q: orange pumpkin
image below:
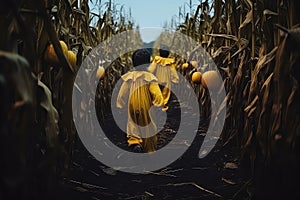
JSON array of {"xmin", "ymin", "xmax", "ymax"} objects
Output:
[
  {"xmin": 191, "ymin": 71, "xmax": 202, "ymax": 83},
  {"xmin": 67, "ymin": 50, "xmax": 77, "ymax": 68},
  {"xmin": 44, "ymin": 40, "xmax": 68, "ymax": 64},
  {"xmin": 181, "ymin": 62, "xmax": 189, "ymax": 70}
]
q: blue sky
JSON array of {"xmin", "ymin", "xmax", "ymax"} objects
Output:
[
  {"xmin": 90, "ymin": 0, "xmax": 195, "ymax": 42},
  {"xmin": 116, "ymin": 0, "xmax": 190, "ymax": 27}
]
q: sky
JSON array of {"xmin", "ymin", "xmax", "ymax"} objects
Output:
[{"xmin": 91, "ymin": 0, "xmax": 195, "ymax": 42}]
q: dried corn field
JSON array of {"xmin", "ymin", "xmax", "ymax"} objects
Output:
[{"xmin": 1, "ymin": 0, "xmax": 300, "ymax": 199}]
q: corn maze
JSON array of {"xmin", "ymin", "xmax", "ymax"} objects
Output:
[{"xmin": 1, "ymin": 0, "xmax": 300, "ymax": 199}]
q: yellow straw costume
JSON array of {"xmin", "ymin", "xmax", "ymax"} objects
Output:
[
  {"xmin": 116, "ymin": 71, "xmax": 163, "ymax": 152},
  {"xmin": 148, "ymin": 56, "xmax": 179, "ymax": 110}
]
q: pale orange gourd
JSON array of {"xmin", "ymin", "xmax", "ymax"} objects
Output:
[
  {"xmin": 96, "ymin": 66, "xmax": 105, "ymax": 78},
  {"xmin": 181, "ymin": 62, "xmax": 189, "ymax": 70},
  {"xmin": 201, "ymin": 70, "xmax": 221, "ymax": 89}
]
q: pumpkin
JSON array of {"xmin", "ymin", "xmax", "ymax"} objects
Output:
[
  {"xmin": 96, "ymin": 66, "xmax": 105, "ymax": 78},
  {"xmin": 191, "ymin": 71, "xmax": 202, "ymax": 83},
  {"xmin": 67, "ymin": 50, "xmax": 76, "ymax": 68},
  {"xmin": 181, "ymin": 62, "xmax": 189, "ymax": 70},
  {"xmin": 190, "ymin": 61, "xmax": 198, "ymax": 68},
  {"xmin": 201, "ymin": 70, "xmax": 221, "ymax": 89},
  {"xmin": 44, "ymin": 40, "xmax": 68, "ymax": 64}
]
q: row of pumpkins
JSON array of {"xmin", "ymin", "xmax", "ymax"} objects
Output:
[
  {"xmin": 181, "ymin": 61, "xmax": 221, "ymax": 90},
  {"xmin": 44, "ymin": 41, "xmax": 220, "ymax": 90},
  {"xmin": 44, "ymin": 40, "xmax": 106, "ymax": 78},
  {"xmin": 44, "ymin": 40, "xmax": 76, "ymax": 67}
]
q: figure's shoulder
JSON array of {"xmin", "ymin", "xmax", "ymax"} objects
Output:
[
  {"xmin": 142, "ymin": 71, "xmax": 158, "ymax": 82},
  {"xmin": 134, "ymin": 71, "xmax": 157, "ymax": 82},
  {"xmin": 121, "ymin": 71, "xmax": 157, "ymax": 82},
  {"xmin": 153, "ymin": 56, "xmax": 174, "ymax": 65},
  {"xmin": 164, "ymin": 58, "xmax": 175, "ymax": 65},
  {"xmin": 121, "ymin": 71, "xmax": 133, "ymax": 81},
  {"xmin": 153, "ymin": 56, "xmax": 162, "ymax": 62}
]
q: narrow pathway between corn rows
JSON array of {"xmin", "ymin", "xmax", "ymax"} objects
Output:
[{"xmin": 59, "ymin": 94, "xmax": 249, "ymax": 199}]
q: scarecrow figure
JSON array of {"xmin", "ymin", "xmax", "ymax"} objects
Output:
[
  {"xmin": 148, "ymin": 45, "xmax": 179, "ymax": 111},
  {"xmin": 116, "ymin": 49, "xmax": 164, "ymax": 153}
]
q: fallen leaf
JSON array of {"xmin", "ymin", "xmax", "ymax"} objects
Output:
[
  {"xmin": 224, "ymin": 162, "xmax": 238, "ymax": 169},
  {"xmin": 102, "ymin": 167, "xmax": 117, "ymax": 176},
  {"xmin": 222, "ymin": 177, "xmax": 236, "ymax": 185}
]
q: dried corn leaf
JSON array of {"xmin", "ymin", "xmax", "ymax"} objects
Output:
[
  {"xmin": 38, "ymin": 80, "xmax": 59, "ymax": 147},
  {"xmin": 244, "ymin": 95, "xmax": 258, "ymax": 114},
  {"xmin": 222, "ymin": 177, "xmax": 236, "ymax": 185}
]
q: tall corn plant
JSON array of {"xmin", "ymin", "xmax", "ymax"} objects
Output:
[
  {"xmin": 174, "ymin": 0, "xmax": 300, "ymax": 195},
  {"xmin": 0, "ymin": 0, "xmax": 141, "ymax": 199}
]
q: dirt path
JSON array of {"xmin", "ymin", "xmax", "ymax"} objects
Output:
[{"xmin": 59, "ymin": 96, "xmax": 249, "ymax": 199}]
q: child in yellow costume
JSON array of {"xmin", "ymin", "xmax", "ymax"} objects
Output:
[
  {"xmin": 148, "ymin": 45, "xmax": 179, "ymax": 111},
  {"xmin": 116, "ymin": 49, "xmax": 164, "ymax": 153}
]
